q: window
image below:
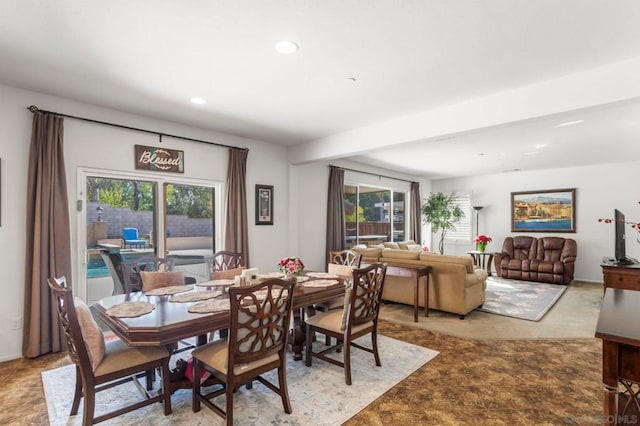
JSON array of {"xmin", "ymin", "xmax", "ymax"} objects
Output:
[
  {"xmin": 444, "ymin": 192, "xmax": 471, "ymax": 241},
  {"xmin": 344, "ymin": 184, "xmax": 407, "ymax": 247}
]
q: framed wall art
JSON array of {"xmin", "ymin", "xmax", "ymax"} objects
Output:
[
  {"xmin": 255, "ymin": 184, "xmax": 274, "ymax": 225},
  {"xmin": 511, "ymin": 188, "xmax": 576, "ymax": 232}
]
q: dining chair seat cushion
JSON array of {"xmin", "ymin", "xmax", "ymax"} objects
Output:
[
  {"xmin": 212, "ymin": 267, "xmax": 246, "ymax": 280},
  {"xmin": 74, "ymin": 297, "xmax": 106, "ymax": 371},
  {"xmin": 95, "ymin": 338, "xmax": 170, "ymax": 377},
  {"xmin": 306, "ymin": 309, "xmax": 373, "ymax": 334},
  {"xmin": 191, "ymin": 339, "xmax": 279, "ymax": 375},
  {"xmin": 140, "ymin": 270, "xmax": 185, "ymax": 291}
]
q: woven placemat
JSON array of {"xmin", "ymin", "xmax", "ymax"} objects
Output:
[
  {"xmin": 105, "ymin": 301, "xmax": 155, "ymax": 318},
  {"xmin": 145, "ymin": 285, "xmax": 194, "ymax": 296},
  {"xmin": 302, "ymin": 279, "xmax": 340, "ymax": 288},
  {"xmin": 306, "ymin": 272, "xmax": 339, "ymax": 279},
  {"xmin": 188, "ymin": 298, "xmax": 230, "ymax": 314},
  {"xmin": 170, "ymin": 290, "xmax": 221, "ymax": 303},
  {"xmin": 257, "ymin": 272, "xmax": 286, "ymax": 279},
  {"xmin": 196, "ymin": 279, "xmax": 235, "ymax": 288},
  {"xmin": 296, "ymin": 276, "xmax": 309, "ymax": 283}
]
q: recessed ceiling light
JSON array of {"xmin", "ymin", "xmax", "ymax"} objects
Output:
[
  {"xmin": 553, "ymin": 120, "xmax": 583, "ymax": 128},
  {"xmin": 190, "ymin": 97, "xmax": 206, "ymax": 105},
  {"xmin": 275, "ymin": 40, "xmax": 298, "ymax": 54}
]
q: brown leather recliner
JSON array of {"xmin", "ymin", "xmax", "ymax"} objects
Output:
[{"xmin": 493, "ymin": 236, "xmax": 577, "ymax": 285}]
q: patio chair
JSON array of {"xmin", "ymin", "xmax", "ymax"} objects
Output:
[
  {"xmin": 99, "ymin": 249, "xmax": 126, "ymax": 295},
  {"xmin": 47, "ymin": 276, "xmax": 171, "ymax": 425},
  {"xmin": 122, "ymin": 227, "xmax": 147, "ymax": 249}
]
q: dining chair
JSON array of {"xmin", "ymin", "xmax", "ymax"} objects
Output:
[
  {"xmin": 315, "ymin": 250, "xmax": 363, "ymax": 346},
  {"xmin": 120, "ymin": 256, "xmax": 178, "ymax": 294},
  {"xmin": 47, "ymin": 276, "xmax": 171, "ymax": 425},
  {"xmin": 203, "ymin": 250, "xmax": 245, "ymax": 279},
  {"xmin": 305, "ymin": 262, "xmax": 387, "ymax": 385},
  {"xmin": 191, "ymin": 278, "xmax": 295, "ymax": 425}
]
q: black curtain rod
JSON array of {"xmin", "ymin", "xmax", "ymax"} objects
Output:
[
  {"xmin": 332, "ymin": 165, "xmax": 417, "ymax": 184},
  {"xmin": 27, "ymin": 105, "xmax": 248, "ymax": 151}
]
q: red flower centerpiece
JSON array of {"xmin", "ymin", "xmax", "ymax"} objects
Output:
[
  {"xmin": 474, "ymin": 235, "xmax": 492, "ymax": 252},
  {"xmin": 278, "ymin": 257, "xmax": 304, "ymax": 277}
]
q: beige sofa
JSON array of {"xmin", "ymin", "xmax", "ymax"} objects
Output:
[{"xmin": 353, "ymin": 246, "xmax": 487, "ymax": 319}]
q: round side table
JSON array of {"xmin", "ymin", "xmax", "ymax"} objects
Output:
[{"xmin": 466, "ymin": 250, "xmax": 494, "ymax": 276}]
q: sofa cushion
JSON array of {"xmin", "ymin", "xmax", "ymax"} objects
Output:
[
  {"xmin": 352, "ymin": 247, "xmax": 383, "ymax": 259},
  {"xmin": 383, "ymin": 242, "xmax": 400, "ymax": 249},
  {"xmin": 397, "ymin": 240, "xmax": 416, "ymax": 250},
  {"xmin": 381, "ymin": 248, "xmax": 420, "ymax": 260},
  {"xmin": 406, "ymin": 244, "xmax": 423, "ymax": 251},
  {"xmin": 419, "ymin": 252, "xmax": 474, "ymax": 273},
  {"xmin": 369, "ymin": 243, "xmax": 386, "ymax": 249}
]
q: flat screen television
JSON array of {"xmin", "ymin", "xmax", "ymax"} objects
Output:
[{"xmin": 614, "ymin": 209, "xmax": 638, "ymax": 265}]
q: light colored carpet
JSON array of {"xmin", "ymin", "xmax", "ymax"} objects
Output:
[
  {"xmin": 42, "ymin": 335, "xmax": 438, "ymax": 426},
  {"xmin": 379, "ymin": 280, "xmax": 602, "ymax": 339},
  {"xmin": 477, "ymin": 276, "xmax": 568, "ymax": 321}
]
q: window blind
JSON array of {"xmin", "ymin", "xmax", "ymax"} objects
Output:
[{"xmin": 445, "ymin": 193, "xmax": 471, "ymax": 241}]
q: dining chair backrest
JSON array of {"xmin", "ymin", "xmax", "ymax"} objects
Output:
[
  {"xmin": 330, "ymin": 250, "xmax": 362, "ymax": 268},
  {"xmin": 48, "ymin": 276, "xmax": 92, "ymax": 373},
  {"xmin": 204, "ymin": 251, "xmax": 244, "ymax": 279},
  {"xmin": 346, "ymin": 262, "xmax": 387, "ymax": 329},
  {"xmin": 120, "ymin": 256, "xmax": 173, "ymax": 294},
  {"xmin": 228, "ymin": 279, "xmax": 294, "ymax": 366}
]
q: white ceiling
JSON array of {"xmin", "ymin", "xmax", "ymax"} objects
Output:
[{"xmin": 1, "ymin": 1, "xmax": 640, "ymax": 178}]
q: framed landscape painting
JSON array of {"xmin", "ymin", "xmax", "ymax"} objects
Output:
[{"xmin": 511, "ymin": 188, "xmax": 576, "ymax": 232}]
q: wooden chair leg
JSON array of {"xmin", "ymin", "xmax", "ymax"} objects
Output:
[
  {"xmin": 278, "ymin": 364, "xmax": 292, "ymax": 414},
  {"xmin": 161, "ymin": 359, "xmax": 172, "ymax": 415},
  {"xmin": 305, "ymin": 325, "xmax": 313, "ymax": 367},
  {"xmin": 192, "ymin": 360, "xmax": 201, "ymax": 412},
  {"xmin": 372, "ymin": 331, "xmax": 381, "ymax": 366},
  {"xmin": 70, "ymin": 366, "xmax": 82, "ymax": 415},
  {"xmin": 82, "ymin": 388, "xmax": 95, "ymax": 426},
  {"xmin": 344, "ymin": 340, "xmax": 352, "ymax": 386},
  {"xmin": 225, "ymin": 383, "xmax": 234, "ymax": 425}
]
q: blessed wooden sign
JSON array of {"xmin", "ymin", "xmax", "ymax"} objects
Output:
[{"xmin": 134, "ymin": 145, "xmax": 184, "ymax": 173}]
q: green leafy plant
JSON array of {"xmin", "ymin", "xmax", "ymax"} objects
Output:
[{"xmin": 421, "ymin": 192, "xmax": 464, "ymax": 254}]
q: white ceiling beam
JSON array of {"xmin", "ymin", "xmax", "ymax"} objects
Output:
[{"xmin": 290, "ymin": 56, "xmax": 640, "ymax": 164}]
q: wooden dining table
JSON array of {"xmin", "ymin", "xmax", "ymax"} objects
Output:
[{"xmin": 92, "ymin": 273, "xmax": 346, "ymax": 365}]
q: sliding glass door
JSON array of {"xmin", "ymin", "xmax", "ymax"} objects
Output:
[{"xmin": 344, "ymin": 184, "xmax": 407, "ymax": 248}]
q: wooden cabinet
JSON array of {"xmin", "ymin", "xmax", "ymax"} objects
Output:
[
  {"xmin": 595, "ymin": 289, "xmax": 640, "ymax": 423},
  {"xmin": 602, "ymin": 263, "xmax": 640, "ymax": 291}
]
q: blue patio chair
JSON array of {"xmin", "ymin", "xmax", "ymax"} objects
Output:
[{"xmin": 122, "ymin": 227, "xmax": 147, "ymax": 249}]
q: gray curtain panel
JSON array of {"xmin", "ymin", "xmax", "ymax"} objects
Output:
[
  {"xmin": 224, "ymin": 148, "xmax": 250, "ymax": 267},
  {"xmin": 410, "ymin": 181, "xmax": 422, "ymax": 244},
  {"xmin": 23, "ymin": 111, "xmax": 72, "ymax": 358},
  {"xmin": 325, "ymin": 166, "xmax": 346, "ymax": 264}
]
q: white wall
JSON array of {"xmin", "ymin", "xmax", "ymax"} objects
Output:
[
  {"xmin": 432, "ymin": 162, "xmax": 640, "ymax": 282},
  {"xmin": 0, "ymin": 83, "xmax": 289, "ymax": 361}
]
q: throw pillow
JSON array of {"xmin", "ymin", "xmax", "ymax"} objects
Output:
[
  {"xmin": 74, "ymin": 297, "xmax": 106, "ymax": 371},
  {"xmin": 369, "ymin": 243, "xmax": 385, "ymax": 249},
  {"xmin": 406, "ymin": 244, "xmax": 422, "ymax": 251},
  {"xmin": 397, "ymin": 240, "xmax": 416, "ymax": 250},
  {"xmin": 383, "ymin": 242, "xmax": 400, "ymax": 249},
  {"xmin": 212, "ymin": 267, "xmax": 246, "ymax": 280},
  {"xmin": 140, "ymin": 270, "xmax": 185, "ymax": 291}
]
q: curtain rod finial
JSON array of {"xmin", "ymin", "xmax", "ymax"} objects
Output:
[{"xmin": 28, "ymin": 105, "xmax": 39, "ymax": 113}]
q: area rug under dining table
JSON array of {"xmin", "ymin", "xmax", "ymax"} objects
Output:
[
  {"xmin": 476, "ymin": 276, "xmax": 568, "ymax": 321},
  {"xmin": 42, "ymin": 334, "xmax": 438, "ymax": 425}
]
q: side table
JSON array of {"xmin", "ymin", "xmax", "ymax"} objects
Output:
[{"xmin": 467, "ymin": 250, "xmax": 494, "ymax": 276}]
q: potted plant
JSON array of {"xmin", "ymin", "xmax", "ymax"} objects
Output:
[{"xmin": 421, "ymin": 192, "xmax": 464, "ymax": 254}]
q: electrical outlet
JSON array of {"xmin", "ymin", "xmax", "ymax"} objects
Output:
[{"xmin": 11, "ymin": 316, "xmax": 22, "ymax": 330}]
